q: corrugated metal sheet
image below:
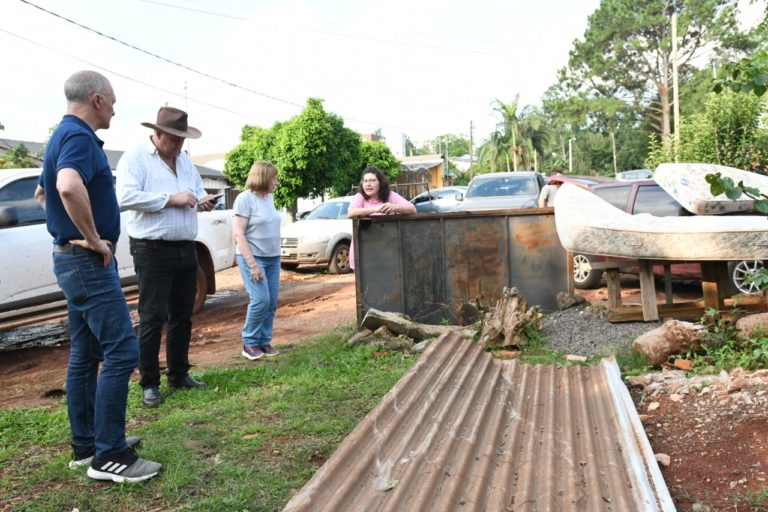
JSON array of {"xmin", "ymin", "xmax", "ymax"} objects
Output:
[
  {"xmin": 284, "ymin": 333, "xmax": 674, "ymax": 512},
  {"xmin": 355, "ymin": 210, "xmax": 567, "ymax": 325}
]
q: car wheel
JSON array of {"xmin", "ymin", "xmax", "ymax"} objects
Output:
[
  {"xmin": 329, "ymin": 242, "xmax": 351, "ymax": 274},
  {"xmin": 193, "ymin": 264, "xmax": 207, "ymax": 315},
  {"xmin": 727, "ymin": 260, "xmax": 764, "ymax": 295},
  {"xmin": 573, "ymin": 253, "xmax": 603, "ymax": 289},
  {"xmin": 280, "ymin": 262, "xmax": 299, "ymax": 271}
]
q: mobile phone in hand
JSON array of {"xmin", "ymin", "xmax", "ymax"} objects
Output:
[{"xmin": 207, "ymin": 193, "xmax": 224, "ymax": 203}]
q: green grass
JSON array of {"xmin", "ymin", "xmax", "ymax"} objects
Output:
[{"xmin": 0, "ymin": 332, "xmax": 417, "ymax": 512}]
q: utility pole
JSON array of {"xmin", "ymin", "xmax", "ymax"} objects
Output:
[
  {"xmin": 672, "ymin": 12, "xmax": 681, "ymax": 162},
  {"xmin": 568, "ymin": 137, "xmax": 576, "ymax": 173},
  {"xmin": 511, "ymin": 130, "xmax": 517, "ymax": 172},
  {"xmin": 611, "ymin": 130, "xmax": 617, "ymax": 175}
]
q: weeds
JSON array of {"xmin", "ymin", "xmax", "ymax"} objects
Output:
[
  {"xmin": 684, "ymin": 308, "xmax": 768, "ymax": 374},
  {"xmin": 0, "ymin": 333, "xmax": 417, "ymax": 512}
]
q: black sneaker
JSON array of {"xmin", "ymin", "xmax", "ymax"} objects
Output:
[
  {"xmin": 69, "ymin": 436, "xmax": 141, "ymax": 469},
  {"xmin": 87, "ymin": 447, "xmax": 162, "ymax": 483}
]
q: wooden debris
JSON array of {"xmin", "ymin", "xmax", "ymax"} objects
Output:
[
  {"xmin": 361, "ymin": 308, "xmax": 474, "ymax": 341},
  {"xmin": 478, "ymin": 287, "xmax": 542, "ymax": 349},
  {"xmin": 0, "ymin": 321, "xmax": 69, "ymax": 352},
  {"xmin": 632, "ymin": 319, "xmax": 706, "ymax": 367}
]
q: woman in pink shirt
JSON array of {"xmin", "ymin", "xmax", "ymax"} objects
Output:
[{"xmin": 348, "ymin": 167, "xmax": 416, "ymax": 270}]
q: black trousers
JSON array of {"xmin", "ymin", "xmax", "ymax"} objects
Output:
[{"xmin": 129, "ymin": 238, "xmax": 198, "ymax": 388}]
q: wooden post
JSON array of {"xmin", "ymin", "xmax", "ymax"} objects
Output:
[
  {"xmin": 567, "ymin": 251, "xmax": 574, "ymax": 294},
  {"xmin": 638, "ymin": 259, "xmax": 659, "ymax": 321},
  {"xmin": 606, "ymin": 268, "xmax": 621, "ymax": 309},
  {"xmin": 700, "ymin": 261, "xmax": 727, "ymax": 312},
  {"xmin": 663, "ymin": 264, "xmax": 673, "ymax": 305}
]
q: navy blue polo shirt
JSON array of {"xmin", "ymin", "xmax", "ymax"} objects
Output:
[{"xmin": 41, "ymin": 115, "xmax": 120, "ymax": 245}]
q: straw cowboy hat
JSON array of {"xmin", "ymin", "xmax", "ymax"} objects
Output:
[{"xmin": 141, "ymin": 106, "xmax": 201, "ymax": 139}]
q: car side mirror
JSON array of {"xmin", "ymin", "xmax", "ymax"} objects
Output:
[
  {"xmin": 0, "ymin": 206, "xmax": 20, "ymax": 228},
  {"xmin": 455, "ymin": 192, "xmax": 464, "ymax": 201}
]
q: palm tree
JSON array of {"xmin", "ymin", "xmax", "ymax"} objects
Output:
[{"xmin": 490, "ymin": 97, "xmax": 551, "ymax": 171}]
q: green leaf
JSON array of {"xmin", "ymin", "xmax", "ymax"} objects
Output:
[
  {"xmin": 725, "ymin": 187, "xmax": 743, "ymax": 200},
  {"xmin": 754, "ymin": 199, "xmax": 768, "ymax": 213}
]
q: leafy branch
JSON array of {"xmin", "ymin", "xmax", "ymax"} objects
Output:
[{"xmin": 705, "ymin": 171, "xmax": 768, "ymax": 213}]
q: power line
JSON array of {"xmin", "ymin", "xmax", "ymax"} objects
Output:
[
  {"xmin": 0, "ymin": 26, "xmax": 251, "ymax": 119},
  {"xmin": 19, "ymin": 0, "xmax": 304, "ymax": 109},
  {"xmin": 17, "ymin": 0, "xmax": 413, "ymax": 131},
  {"xmin": 138, "ymin": 0, "xmax": 246, "ymax": 20}
]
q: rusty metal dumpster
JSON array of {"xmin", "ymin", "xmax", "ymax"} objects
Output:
[{"xmin": 354, "ymin": 209, "xmax": 568, "ymax": 324}]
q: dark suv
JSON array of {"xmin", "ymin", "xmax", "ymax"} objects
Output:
[{"xmin": 572, "ymin": 180, "xmax": 763, "ymax": 295}]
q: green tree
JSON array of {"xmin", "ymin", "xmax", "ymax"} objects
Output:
[
  {"xmin": 714, "ymin": 8, "xmax": 767, "ymax": 96},
  {"xmin": 477, "ymin": 97, "xmax": 550, "ymax": 172},
  {"xmin": 646, "ymin": 90, "xmax": 768, "ymax": 171},
  {"xmin": 224, "ymin": 98, "xmax": 362, "ymax": 215},
  {"xmin": 566, "ymin": 0, "xmax": 742, "ymax": 146},
  {"xmin": 421, "ymin": 134, "xmax": 470, "ymax": 157},
  {"xmin": 223, "ymin": 124, "xmax": 281, "ymax": 187},
  {"xmin": 0, "ymin": 143, "xmax": 35, "ymax": 169},
  {"xmin": 403, "ymin": 135, "xmax": 419, "ymax": 156},
  {"xmin": 331, "ymin": 140, "xmax": 400, "ymax": 197}
]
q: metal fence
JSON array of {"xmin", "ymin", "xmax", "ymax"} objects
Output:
[{"xmin": 354, "ymin": 209, "xmax": 568, "ymax": 325}]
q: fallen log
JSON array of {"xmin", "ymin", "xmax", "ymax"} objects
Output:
[
  {"xmin": 361, "ymin": 308, "xmax": 474, "ymax": 341},
  {"xmin": 0, "ymin": 321, "xmax": 70, "ymax": 352},
  {"xmin": 632, "ymin": 319, "xmax": 706, "ymax": 367}
]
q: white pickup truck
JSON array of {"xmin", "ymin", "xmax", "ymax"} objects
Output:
[{"xmin": 0, "ymin": 168, "xmax": 235, "ymax": 314}]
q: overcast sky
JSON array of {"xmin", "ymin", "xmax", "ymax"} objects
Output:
[{"xmin": 0, "ymin": 0, "xmax": 762, "ymax": 160}]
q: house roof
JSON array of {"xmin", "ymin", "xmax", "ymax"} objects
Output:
[
  {"xmin": 284, "ymin": 333, "xmax": 674, "ymax": 511},
  {"xmin": 400, "ymin": 154, "xmax": 445, "ymax": 173},
  {"xmin": 0, "ymin": 138, "xmax": 226, "ymax": 179}
]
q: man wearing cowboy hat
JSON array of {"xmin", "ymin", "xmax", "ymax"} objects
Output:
[{"xmin": 116, "ymin": 106, "xmax": 215, "ymax": 408}]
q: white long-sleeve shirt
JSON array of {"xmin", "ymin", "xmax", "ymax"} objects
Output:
[{"xmin": 116, "ymin": 139, "xmax": 207, "ymax": 241}]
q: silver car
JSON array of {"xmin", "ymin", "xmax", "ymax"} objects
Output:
[
  {"xmin": 453, "ymin": 172, "xmax": 545, "ymax": 211},
  {"xmin": 410, "ymin": 186, "xmax": 468, "ymax": 213},
  {"xmin": 280, "ymin": 197, "xmax": 352, "ymax": 274}
]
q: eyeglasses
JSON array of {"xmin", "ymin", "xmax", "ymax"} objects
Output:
[{"xmin": 362, "ymin": 178, "xmax": 378, "ymax": 183}]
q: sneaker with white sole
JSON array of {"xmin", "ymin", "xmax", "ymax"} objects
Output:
[
  {"xmin": 241, "ymin": 345, "xmax": 264, "ymax": 360},
  {"xmin": 261, "ymin": 345, "xmax": 280, "ymax": 357},
  {"xmin": 87, "ymin": 447, "xmax": 161, "ymax": 483},
  {"xmin": 69, "ymin": 436, "xmax": 141, "ymax": 469}
]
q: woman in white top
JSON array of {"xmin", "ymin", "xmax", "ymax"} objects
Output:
[{"xmin": 232, "ymin": 161, "xmax": 282, "ymax": 361}]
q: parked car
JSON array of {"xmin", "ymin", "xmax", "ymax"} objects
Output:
[
  {"xmin": 570, "ymin": 179, "xmax": 763, "ymax": 294},
  {"xmin": 453, "ymin": 172, "xmax": 545, "ymax": 211},
  {"xmin": 0, "ymin": 168, "xmax": 236, "ymax": 314},
  {"xmin": 546, "ymin": 174, "xmax": 614, "ymax": 188},
  {"xmin": 280, "ymin": 197, "xmax": 352, "ymax": 274},
  {"xmin": 410, "ymin": 186, "xmax": 467, "ymax": 213},
  {"xmin": 615, "ymin": 169, "xmax": 653, "ymax": 181}
]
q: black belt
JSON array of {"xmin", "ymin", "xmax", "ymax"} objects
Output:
[
  {"xmin": 53, "ymin": 242, "xmax": 115, "ymax": 255},
  {"xmin": 129, "ymin": 237, "xmax": 193, "ymax": 247}
]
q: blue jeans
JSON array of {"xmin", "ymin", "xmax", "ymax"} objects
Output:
[
  {"xmin": 53, "ymin": 251, "xmax": 139, "ymax": 458},
  {"xmin": 237, "ymin": 255, "xmax": 280, "ymax": 347}
]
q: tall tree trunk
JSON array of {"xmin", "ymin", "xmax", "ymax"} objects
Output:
[{"xmin": 658, "ymin": 56, "xmax": 672, "ymax": 149}]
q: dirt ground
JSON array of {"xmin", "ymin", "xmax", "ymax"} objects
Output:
[
  {"xmin": 0, "ymin": 266, "xmax": 357, "ymax": 410},
  {"xmin": 0, "ymin": 270, "xmax": 763, "ymax": 509}
]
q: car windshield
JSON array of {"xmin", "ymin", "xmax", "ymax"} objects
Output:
[
  {"xmin": 466, "ymin": 176, "xmax": 536, "ymax": 198},
  {"xmin": 306, "ymin": 201, "xmax": 349, "ymax": 220}
]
